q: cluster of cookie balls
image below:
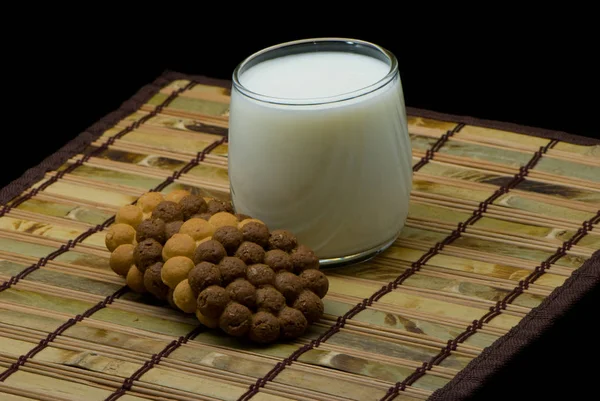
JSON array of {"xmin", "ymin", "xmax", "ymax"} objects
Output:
[{"xmin": 104, "ymin": 190, "xmax": 329, "ymax": 343}]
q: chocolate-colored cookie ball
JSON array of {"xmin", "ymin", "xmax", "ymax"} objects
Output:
[
  {"xmin": 274, "ymin": 271, "xmax": 303, "ymax": 303},
  {"xmin": 188, "ymin": 262, "xmax": 222, "ymax": 294},
  {"xmin": 196, "ymin": 309, "xmax": 219, "ymax": 329},
  {"xmin": 192, "ymin": 212, "xmax": 213, "ymax": 221},
  {"xmin": 209, "ymin": 212, "xmax": 239, "ymax": 229},
  {"xmin": 126, "ymin": 265, "xmax": 146, "ymax": 293},
  {"xmin": 268, "ymin": 229, "xmax": 297, "ymax": 252},
  {"xmin": 299, "ymin": 269, "xmax": 329, "ymax": 298},
  {"xmin": 165, "ymin": 220, "xmax": 183, "ymax": 240},
  {"xmin": 161, "ymin": 256, "xmax": 195, "ymax": 289},
  {"xmin": 256, "ymin": 286, "xmax": 286, "ymax": 313},
  {"xmin": 293, "ymin": 290, "xmax": 324, "ymax": 323},
  {"xmin": 235, "ymin": 241, "xmax": 265, "ymax": 265},
  {"xmin": 133, "ymin": 238, "xmax": 163, "ymax": 272},
  {"xmin": 197, "ymin": 285, "xmax": 230, "ymax": 319},
  {"xmin": 218, "ymin": 256, "xmax": 247, "ymax": 284},
  {"xmin": 235, "ymin": 213, "xmax": 251, "ymax": 222},
  {"xmin": 116, "ymin": 204, "xmax": 143, "ymax": 229},
  {"xmin": 152, "ymin": 201, "xmax": 184, "ymax": 223},
  {"xmin": 172, "ymin": 279, "xmax": 197, "ymax": 313},
  {"xmin": 143, "ymin": 262, "xmax": 169, "ymax": 301},
  {"xmin": 110, "ymin": 244, "xmax": 135, "ymax": 277},
  {"xmin": 213, "ymin": 226, "xmax": 243, "ymax": 255},
  {"xmin": 179, "ymin": 194, "xmax": 208, "ymax": 219},
  {"xmin": 179, "ymin": 218, "xmax": 214, "ymax": 242},
  {"xmin": 136, "ymin": 218, "xmax": 166, "ymax": 244},
  {"xmin": 291, "ymin": 245, "xmax": 320, "ymax": 273},
  {"xmin": 207, "ymin": 199, "xmax": 234, "ymax": 215},
  {"xmin": 240, "ymin": 221, "xmax": 270, "ymax": 248},
  {"xmin": 136, "ymin": 192, "xmax": 164, "ymax": 215},
  {"xmin": 162, "ymin": 233, "xmax": 196, "ymax": 261},
  {"xmin": 167, "ymin": 288, "xmax": 179, "ymax": 311},
  {"xmin": 226, "ymin": 279, "xmax": 257, "ymax": 309},
  {"xmin": 194, "ymin": 239, "xmax": 227, "ymax": 264},
  {"xmin": 105, "ymin": 223, "xmax": 136, "ymax": 252},
  {"xmin": 249, "ymin": 311, "xmax": 280, "ymax": 344},
  {"xmin": 278, "ymin": 307, "xmax": 308, "ymax": 339},
  {"xmin": 219, "ymin": 302, "xmax": 252, "ymax": 337},
  {"xmin": 164, "ymin": 189, "xmax": 191, "ymax": 204},
  {"xmin": 246, "ymin": 264, "xmax": 275, "ymax": 287},
  {"xmin": 264, "ymin": 250, "xmax": 293, "ymax": 272}
]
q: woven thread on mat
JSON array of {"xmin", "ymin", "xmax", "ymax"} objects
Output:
[
  {"xmin": 235, "ymin": 123, "xmax": 466, "ymax": 401},
  {"xmin": 0, "ymin": 107, "xmax": 227, "ymax": 386}
]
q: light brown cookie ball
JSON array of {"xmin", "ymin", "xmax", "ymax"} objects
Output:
[
  {"xmin": 188, "ymin": 262, "xmax": 222, "ymax": 294},
  {"xmin": 109, "ymin": 243, "xmax": 135, "ymax": 277},
  {"xmin": 240, "ymin": 221, "xmax": 270, "ymax": 248},
  {"xmin": 219, "ymin": 302, "xmax": 252, "ymax": 337},
  {"xmin": 161, "ymin": 256, "xmax": 195, "ymax": 289},
  {"xmin": 246, "ymin": 264, "xmax": 275, "ymax": 287},
  {"xmin": 264, "ymin": 250, "xmax": 293, "ymax": 272},
  {"xmin": 207, "ymin": 199, "xmax": 234, "ymax": 215},
  {"xmin": 278, "ymin": 307, "xmax": 308, "ymax": 339},
  {"xmin": 274, "ymin": 271, "xmax": 303, "ymax": 303},
  {"xmin": 209, "ymin": 212, "xmax": 239, "ymax": 229},
  {"xmin": 165, "ymin": 220, "xmax": 184, "ymax": 240},
  {"xmin": 143, "ymin": 262, "xmax": 169, "ymax": 301},
  {"xmin": 194, "ymin": 240, "xmax": 227, "ymax": 264},
  {"xmin": 196, "ymin": 309, "xmax": 219, "ymax": 329},
  {"xmin": 179, "ymin": 194, "xmax": 208, "ymax": 220},
  {"xmin": 133, "ymin": 238, "xmax": 163, "ymax": 273},
  {"xmin": 172, "ymin": 279, "xmax": 197, "ymax": 313},
  {"xmin": 162, "ymin": 233, "xmax": 196, "ymax": 261},
  {"xmin": 256, "ymin": 286, "xmax": 286, "ymax": 313},
  {"xmin": 105, "ymin": 223, "xmax": 136, "ymax": 252},
  {"xmin": 136, "ymin": 192, "xmax": 164, "ymax": 214},
  {"xmin": 179, "ymin": 218, "xmax": 214, "ymax": 241},
  {"xmin": 291, "ymin": 245, "xmax": 320, "ymax": 273},
  {"xmin": 299, "ymin": 269, "xmax": 329, "ymax": 298},
  {"xmin": 212, "ymin": 226, "xmax": 243, "ymax": 255},
  {"xmin": 235, "ymin": 241, "xmax": 265, "ymax": 265},
  {"xmin": 293, "ymin": 290, "xmax": 324, "ymax": 323},
  {"xmin": 115, "ymin": 204, "xmax": 143, "ymax": 229},
  {"xmin": 238, "ymin": 218, "xmax": 265, "ymax": 229},
  {"xmin": 268, "ymin": 229, "xmax": 297, "ymax": 252},
  {"xmin": 136, "ymin": 218, "xmax": 166, "ymax": 244},
  {"xmin": 164, "ymin": 189, "xmax": 191, "ymax": 203},
  {"xmin": 152, "ymin": 201, "xmax": 184, "ymax": 223},
  {"xmin": 249, "ymin": 311, "xmax": 280, "ymax": 344},
  {"xmin": 226, "ymin": 279, "xmax": 257, "ymax": 309},
  {"xmin": 218, "ymin": 256, "xmax": 247, "ymax": 284},
  {"xmin": 126, "ymin": 265, "xmax": 146, "ymax": 293},
  {"xmin": 197, "ymin": 285, "xmax": 231, "ymax": 319},
  {"xmin": 192, "ymin": 212, "xmax": 213, "ymax": 221}
]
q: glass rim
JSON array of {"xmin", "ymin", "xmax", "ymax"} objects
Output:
[{"xmin": 231, "ymin": 37, "xmax": 399, "ymax": 106}]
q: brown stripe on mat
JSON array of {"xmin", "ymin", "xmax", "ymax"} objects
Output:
[
  {"xmin": 0, "ymin": 134, "xmax": 227, "ymax": 384},
  {"xmin": 235, "ymin": 135, "xmax": 564, "ymax": 401}
]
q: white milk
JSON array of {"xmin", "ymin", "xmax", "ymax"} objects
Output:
[{"xmin": 229, "ymin": 50, "xmax": 412, "ymax": 260}]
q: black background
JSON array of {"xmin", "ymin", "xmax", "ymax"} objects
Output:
[{"xmin": 3, "ymin": 16, "xmax": 599, "ymax": 401}]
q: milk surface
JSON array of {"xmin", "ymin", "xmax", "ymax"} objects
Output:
[{"xmin": 229, "ymin": 51, "xmax": 412, "ymax": 259}]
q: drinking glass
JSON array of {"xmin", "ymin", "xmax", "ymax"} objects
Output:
[{"xmin": 228, "ymin": 38, "xmax": 412, "ymax": 266}]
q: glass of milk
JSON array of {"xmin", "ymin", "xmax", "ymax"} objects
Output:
[{"xmin": 229, "ymin": 38, "xmax": 412, "ymax": 266}]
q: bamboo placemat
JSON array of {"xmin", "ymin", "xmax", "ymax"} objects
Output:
[{"xmin": 0, "ymin": 70, "xmax": 598, "ymax": 401}]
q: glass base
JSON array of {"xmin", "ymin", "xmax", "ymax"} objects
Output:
[{"xmin": 318, "ymin": 235, "xmax": 397, "ymax": 268}]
